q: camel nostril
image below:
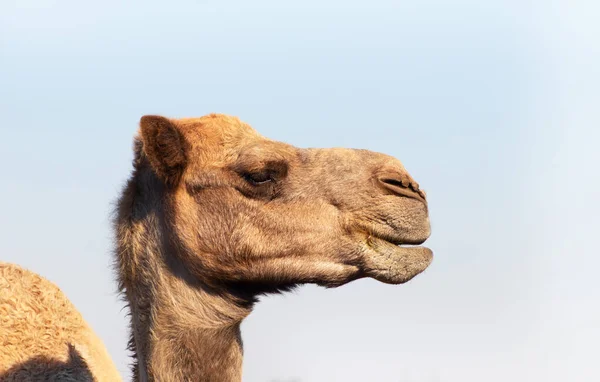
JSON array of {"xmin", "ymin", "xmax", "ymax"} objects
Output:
[
  {"xmin": 380, "ymin": 178, "xmax": 406, "ymax": 188},
  {"xmin": 379, "ymin": 177, "xmax": 427, "ymax": 204}
]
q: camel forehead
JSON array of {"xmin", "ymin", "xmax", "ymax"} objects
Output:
[
  {"xmin": 172, "ymin": 114, "xmax": 302, "ymax": 169},
  {"xmin": 175, "ymin": 114, "xmax": 265, "ymax": 147}
]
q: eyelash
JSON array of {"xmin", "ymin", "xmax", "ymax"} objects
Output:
[{"xmin": 243, "ymin": 171, "xmax": 274, "ymax": 185}]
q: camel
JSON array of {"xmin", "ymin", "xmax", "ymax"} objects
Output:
[
  {"xmin": 0, "ymin": 263, "xmax": 122, "ymax": 381},
  {"xmin": 1, "ymin": 113, "xmax": 433, "ymax": 381}
]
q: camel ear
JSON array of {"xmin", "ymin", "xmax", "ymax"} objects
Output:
[{"xmin": 139, "ymin": 115, "xmax": 187, "ymax": 186}]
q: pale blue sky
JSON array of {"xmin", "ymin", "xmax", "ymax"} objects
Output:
[{"xmin": 1, "ymin": 1, "xmax": 598, "ymax": 381}]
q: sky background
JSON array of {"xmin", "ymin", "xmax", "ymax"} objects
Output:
[{"xmin": 1, "ymin": 1, "xmax": 598, "ymax": 381}]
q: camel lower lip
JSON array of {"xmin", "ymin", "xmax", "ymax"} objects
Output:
[{"xmin": 364, "ymin": 237, "xmax": 433, "ymax": 284}]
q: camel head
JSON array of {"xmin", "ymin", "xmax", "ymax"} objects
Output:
[{"xmin": 135, "ymin": 113, "xmax": 432, "ymax": 292}]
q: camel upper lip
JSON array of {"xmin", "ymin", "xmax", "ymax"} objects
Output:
[
  {"xmin": 354, "ymin": 222, "xmax": 430, "ymax": 248},
  {"xmin": 361, "ymin": 228, "xmax": 429, "ymax": 247},
  {"xmin": 368, "ymin": 235, "xmax": 427, "ymax": 248}
]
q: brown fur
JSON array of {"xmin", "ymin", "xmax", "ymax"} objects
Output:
[
  {"xmin": 114, "ymin": 113, "xmax": 433, "ymax": 381},
  {"xmin": 0, "ymin": 263, "xmax": 122, "ymax": 381}
]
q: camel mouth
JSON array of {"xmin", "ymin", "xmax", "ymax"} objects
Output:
[{"xmin": 362, "ymin": 236, "xmax": 433, "ymax": 285}]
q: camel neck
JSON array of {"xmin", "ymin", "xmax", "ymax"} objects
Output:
[
  {"xmin": 117, "ymin": 169, "xmax": 251, "ymax": 381},
  {"xmin": 135, "ymin": 275, "xmax": 249, "ymax": 381},
  {"xmin": 143, "ymin": 317, "xmax": 244, "ymax": 381}
]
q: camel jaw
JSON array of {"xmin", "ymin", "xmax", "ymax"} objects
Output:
[{"xmin": 362, "ymin": 237, "xmax": 433, "ymax": 284}]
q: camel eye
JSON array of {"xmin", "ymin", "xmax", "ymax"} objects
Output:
[{"xmin": 243, "ymin": 171, "xmax": 274, "ymax": 185}]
